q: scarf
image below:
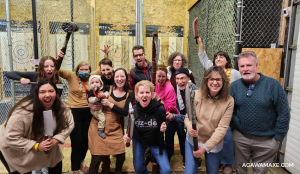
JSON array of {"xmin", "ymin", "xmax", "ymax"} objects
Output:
[{"xmin": 177, "ymin": 82, "xmax": 194, "ymax": 122}]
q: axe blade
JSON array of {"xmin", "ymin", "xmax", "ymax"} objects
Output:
[{"xmin": 193, "ymin": 17, "xmax": 199, "ymax": 44}]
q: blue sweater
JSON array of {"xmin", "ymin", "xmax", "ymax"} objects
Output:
[{"xmin": 229, "ymin": 73, "xmax": 290, "ymax": 142}]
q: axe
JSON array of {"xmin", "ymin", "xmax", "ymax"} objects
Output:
[
  {"xmin": 151, "ymin": 32, "xmax": 160, "ymax": 86},
  {"xmin": 193, "ymin": 17, "xmax": 199, "ymax": 44},
  {"xmin": 58, "ymin": 22, "xmax": 79, "ymax": 59},
  {"xmin": 191, "ymin": 90, "xmax": 200, "ymax": 163},
  {"xmin": 43, "ymin": 110, "xmax": 53, "ymax": 154},
  {"xmin": 126, "ymin": 102, "xmax": 135, "ymax": 147}
]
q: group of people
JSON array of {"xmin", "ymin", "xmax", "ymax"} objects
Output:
[{"xmin": 0, "ymin": 36, "xmax": 290, "ymax": 174}]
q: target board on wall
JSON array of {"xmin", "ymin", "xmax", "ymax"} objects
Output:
[
  {"xmin": 98, "ymin": 23, "xmax": 136, "ymax": 73},
  {"xmin": 0, "ymin": 32, "xmax": 41, "ymax": 72},
  {"xmin": 98, "ymin": 24, "xmax": 184, "ymax": 73}
]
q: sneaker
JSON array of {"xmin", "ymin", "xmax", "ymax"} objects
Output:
[
  {"xmin": 223, "ymin": 164, "xmax": 233, "ymax": 174},
  {"xmin": 197, "ymin": 159, "xmax": 202, "ymax": 170},
  {"xmin": 71, "ymin": 170, "xmax": 83, "ymax": 174},
  {"xmin": 80, "ymin": 161, "xmax": 89, "ymax": 173}
]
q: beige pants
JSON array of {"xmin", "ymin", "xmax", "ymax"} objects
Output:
[
  {"xmin": 90, "ymin": 108, "xmax": 105, "ymax": 130},
  {"xmin": 232, "ymin": 130, "xmax": 280, "ymax": 174}
]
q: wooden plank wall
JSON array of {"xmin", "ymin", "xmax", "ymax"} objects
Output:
[
  {"xmin": 98, "ymin": 35, "xmax": 184, "ymax": 73},
  {"xmin": 99, "ymin": 35, "xmax": 136, "ymax": 73},
  {"xmin": 145, "ymin": 36, "xmax": 184, "ymax": 67},
  {"xmin": 242, "ymin": 48, "xmax": 283, "ymax": 81}
]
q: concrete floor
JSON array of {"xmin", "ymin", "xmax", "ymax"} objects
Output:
[{"xmin": 0, "ymin": 134, "xmax": 291, "ymax": 174}]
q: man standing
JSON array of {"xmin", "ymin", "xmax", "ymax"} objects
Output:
[
  {"xmin": 230, "ymin": 51, "xmax": 290, "ymax": 173},
  {"xmin": 99, "ymin": 58, "xmax": 114, "ymax": 86},
  {"xmin": 172, "ymin": 67, "xmax": 200, "ymax": 169},
  {"xmin": 129, "ymin": 45, "xmax": 152, "ymax": 90}
]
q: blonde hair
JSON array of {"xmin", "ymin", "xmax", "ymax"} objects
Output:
[
  {"xmin": 75, "ymin": 61, "xmax": 91, "ymax": 74},
  {"xmin": 75, "ymin": 61, "xmax": 91, "ymax": 99},
  {"xmin": 135, "ymin": 80, "xmax": 154, "ymax": 102}
]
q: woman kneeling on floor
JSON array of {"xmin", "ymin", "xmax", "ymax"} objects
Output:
[
  {"xmin": 124, "ymin": 80, "xmax": 171, "ymax": 174},
  {"xmin": 0, "ymin": 79, "xmax": 74, "ymax": 174}
]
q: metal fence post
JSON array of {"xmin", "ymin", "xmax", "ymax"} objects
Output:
[
  {"xmin": 31, "ymin": 0, "xmax": 39, "ymax": 72},
  {"xmin": 5, "ymin": 0, "xmax": 15, "ymax": 105}
]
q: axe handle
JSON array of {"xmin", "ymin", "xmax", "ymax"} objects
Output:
[
  {"xmin": 61, "ymin": 32, "xmax": 72, "ymax": 54},
  {"xmin": 56, "ymin": 32, "xmax": 72, "ymax": 68},
  {"xmin": 44, "ymin": 135, "xmax": 49, "ymax": 154},
  {"xmin": 192, "ymin": 124, "xmax": 200, "ymax": 163},
  {"xmin": 15, "ymin": 81, "xmax": 37, "ymax": 84},
  {"xmin": 126, "ymin": 116, "xmax": 132, "ymax": 147},
  {"xmin": 195, "ymin": 36, "xmax": 199, "ymax": 44}
]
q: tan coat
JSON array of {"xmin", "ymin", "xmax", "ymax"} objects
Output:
[
  {"xmin": 184, "ymin": 90, "xmax": 234, "ymax": 151},
  {"xmin": 0, "ymin": 102, "xmax": 74, "ymax": 173}
]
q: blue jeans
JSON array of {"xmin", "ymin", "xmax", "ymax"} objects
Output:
[
  {"xmin": 132, "ymin": 138, "xmax": 171, "ymax": 174},
  {"xmin": 32, "ymin": 167, "xmax": 48, "ymax": 174},
  {"xmin": 165, "ymin": 121, "xmax": 186, "ymax": 163},
  {"xmin": 184, "ymin": 139, "xmax": 221, "ymax": 174},
  {"xmin": 221, "ymin": 127, "xmax": 235, "ymax": 164}
]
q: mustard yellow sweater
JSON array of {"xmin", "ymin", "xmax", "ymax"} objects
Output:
[{"xmin": 58, "ymin": 68, "xmax": 101, "ymax": 108}]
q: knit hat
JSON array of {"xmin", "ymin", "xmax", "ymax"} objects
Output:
[
  {"xmin": 89, "ymin": 75, "xmax": 104, "ymax": 90},
  {"xmin": 175, "ymin": 67, "xmax": 190, "ymax": 77}
]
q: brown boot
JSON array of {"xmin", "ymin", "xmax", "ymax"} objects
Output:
[
  {"xmin": 223, "ymin": 164, "xmax": 233, "ymax": 174},
  {"xmin": 151, "ymin": 164, "xmax": 159, "ymax": 174}
]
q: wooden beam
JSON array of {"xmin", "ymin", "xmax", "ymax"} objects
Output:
[
  {"xmin": 187, "ymin": 0, "xmax": 199, "ymax": 11},
  {"xmin": 279, "ymin": 0, "xmax": 289, "ymax": 46}
]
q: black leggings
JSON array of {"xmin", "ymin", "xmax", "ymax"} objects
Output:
[
  {"xmin": 0, "ymin": 151, "xmax": 62, "ymax": 174},
  {"xmin": 89, "ymin": 153, "xmax": 125, "ymax": 174},
  {"xmin": 70, "ymin": 107, "xmax": 93, "ymax": 171}
]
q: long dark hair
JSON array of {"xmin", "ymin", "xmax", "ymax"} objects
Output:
[
  {"xmin": 5, "ymin": 79, "xmax": 70, "ymax": 142},
  {"xmin": 213, "ymin": 51, "xmax": 232, "ymax": 69},
  {"xmin": 112, "ymin": 68, "xmax": 130, "ymax": 93}
]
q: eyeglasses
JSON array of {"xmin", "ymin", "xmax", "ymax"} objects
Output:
[
  {"xmin": 134, "ymin": 53, "xmax": 144, "ymax": 58},
  {"xmin": 208, "ymin": 78, "xmax": 223, "ymax": 82},
  {"xmin": 247, "ymin": 84, "xmax": 255, "ymax": 97},
  {"xmin": 175, "ymin": 76, "xmax": 187, "ymax": 81},
  {"xmin": 173, "ymin": 59, "xmax": 182, "ymax": 62}
]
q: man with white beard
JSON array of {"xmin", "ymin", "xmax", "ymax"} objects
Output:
[{"xmin": 230, "ymin": 51, "xmax": 290, "ymax": 174}]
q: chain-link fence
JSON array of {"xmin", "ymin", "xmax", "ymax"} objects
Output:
[
  {"xmin": 188, "ymin": 0, "xmax": 237, "ymax": 85},
  {"xmin": 241, "ymin": 0, "xmax": 283, "ymax": 48},
  {"xmin": 0, "ymin": 0, "xmax": 95, "ymax": 124},
  {"xmin": 188, "ymin": 0, "xmax": 284, "ymax": 85}
]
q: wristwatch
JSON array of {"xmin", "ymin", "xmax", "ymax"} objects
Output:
[{"xmin": 157, "ymin": 98, "xmax": 161, "ymax": 102}]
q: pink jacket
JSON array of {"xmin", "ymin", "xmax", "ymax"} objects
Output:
[{"xmin": 155, "ymin": 81, "xmax": 180, "ymax": 114}]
